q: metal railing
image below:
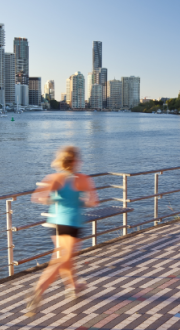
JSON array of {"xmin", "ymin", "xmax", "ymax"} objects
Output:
[{"xmin": 1, "ymin": 166, "xmax": 180, "ymax": 277}]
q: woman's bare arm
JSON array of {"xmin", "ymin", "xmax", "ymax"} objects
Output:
[
  {"xmin": 31, "ymin": 173, "xmax": 63, "ymax": 204},
  {"xmin": 78, "ymin": 175, "xmax": 99, "ymax": 207}
]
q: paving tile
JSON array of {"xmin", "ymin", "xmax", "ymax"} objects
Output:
[
  {"xmin": 145, "ymin": 314, "xmax": 172, "ymax": 330},
  {"xmin": 167, "ymin": 319, "xmax": 180, "ymax": 330},
  {"xmin": 0, "ymin": 312, "xmax": 23, "ymax": 326},
  {"xmin": 98, "ymin": 313, "xmax": 128, "ymax": 329},
  {"xmin": 83, "ymin": 314, "xmax": 107, "ymax": 328},
  {"xmin": 2, "ymin": 223, "xmax": 180, "ymax": 330},
  {"xmin": 123, "ymin": 313, "xmax": 149, "ymax": 329},
  {"xmin": 115, "ymin": 300, "xmax": 140, "ymax": 314}
]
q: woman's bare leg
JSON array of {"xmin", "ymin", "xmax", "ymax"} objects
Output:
[
  {"xmin": 58, "ymin": 235, "xmax": 79, "ymax": 288},
  {"xmin": 35, "ymin": 235, "xmax": 78, "ymax": 294}
]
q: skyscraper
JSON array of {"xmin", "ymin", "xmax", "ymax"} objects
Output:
[
  {"xmin": 61, "ymin": 93, "xmax": 66, "ymax": 101},
  {"xmin": 29, "ymin": 77, "xmax": 41, "ymax": 106},
  {"xmin": 128, "ymin": 76, "xmax": 140, "ymax": 108},
  {"xmin": 87, "ymin": 72, "xmax": 94, "ymax": 103},
  {"xmin": 66, "ymin": 78, "xmax": 70, "ymax": 105},
  {"xmin": 90, "ymin": 84, "xmax": 102, "ymax": 110},
  {"xmin": 89, "ymin": 68, "xmax": 107, "ymax": 108},
  {"xmin": 14, "ymin": 38, "xmax": 29, "ymax": 85},
  {"xmin": 107, "ymin": 79, "xmax": 122, "ymax": 109},
  {"xmin": 0, "ymin": 24, "xmax": 5, "ymax": 106},
  {"xmin": 67, "ymin": 72, "xmax": 85, "ymax": 109},
  {"xmin": 99, "ymin": 68, "xmax": 107, "ymax": 108},
  {"xmin": 93, "ymin": 41, "xmax": 102, "ymax": 71},
  {"xmin": 15, "ymin": 83, "xmax": 29, "ymax": 106},
  {"xmin": 44, "ymin": 80, "xmax": 55, "ymax": 100},
  {"xmin": 90, "ymin": 41, "xmax": 107, "ymax": 108},
  {"xmin": 121, "ymin": 76, "xmax": 140, "ymax": 108},
  {"xmin": 5, "ymin": 53, "xmax": 15, "ymax": 104},
  {"xmin": 121, "ymin": 77, "xmax": 129, "ymax": 108}
]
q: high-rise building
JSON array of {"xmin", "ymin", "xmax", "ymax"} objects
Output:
[
  {"xmin": 13, "ymin": 38, "xmax": 29, "ymax": 85},
  {"xmin": 29, "ymin": 77, "xmax": 41, "ymax": 106},
  {"xmin": 67, "ymin": 71, "xmax": 85, "ymax": 108},
  {"xmin": 99, "ymin": 68, "xmax": 107, "ymax": 108},
  {"xmin": 5, "ymin": 53, "xmax": 15, "ymax": 104},
  {"xmin": 61, "ymin": 93, "xmax": 66, "ymax": 101},
  {"xmin": 107, "ymin": 79, "xmax": 122, "ymax": 109},
  {"xmin": 0, "ymin": 23, "xmax": 5, "ymax": 106},
  {"xmin": 87, "ymin": 72, "xmax": 94, "ymax": 103},
  {"xmin": 122, "ymin": 76, "xmax": 140, "ymax": 108},
  {"xmin": 90, "ymin": 41, "xmax": 107, "ymax": 108},
  {"xmin": 44, "ymin": 80, "xmax": 55, "ymax": 100},
  {"xmin": 15, "ymin": 83, "xmax": 28, "ymax": 106},
  {"xmin": 121, "ymin": 77, "xmax": 129, "ymax": 108},
  {"xmin": 88, "ymin": 68, "xmax": 107, "ymax": 108},
  {"xmin": 90, "ymin": 84, "xmax": 102, "ymax": 110},
  {"xmin": 66, "ymin": 78, "xmax": 70, "ymax": 105},
  {"xmin": 93, "ymin": 41, "xmax": 102, "ymax": 71},
  {"xmin": 128, "ymin": 76, "xmax": 140, "ymax": 108}
]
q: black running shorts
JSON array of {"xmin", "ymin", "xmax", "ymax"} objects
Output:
[{"xmin": 49, "ymin": 224, "xmax": 81, "ymax": 238}]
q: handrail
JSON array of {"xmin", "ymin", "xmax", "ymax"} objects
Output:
[
  {"xmin": 0, "ymin": 190, "xmax": 34, "ymax": 201},
  {"xmin": 129, "ymin": 210, "xmax": 180, "ymax": 228},
  {"xmin": 0, "ymin": 166, "xmax": 180, "ymax": 200},
  {"xmin": 128, "ymin": 188, "xmax": 180, "ymax": 203},
  {"xmin": 1, "ymin": 165, "xmax": 180, "ymax": 277},
  {"xmin": 1, "ymin": 165, "xmax": 180, "ymax": 200},
  {"xmin": 126, "ymin": 165, "xmax": 180, "ymax": 177}
]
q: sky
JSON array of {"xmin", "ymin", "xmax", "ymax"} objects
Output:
[{"xmin": 1, "ymin": 0, "xmax": 180, "ymax": 101}]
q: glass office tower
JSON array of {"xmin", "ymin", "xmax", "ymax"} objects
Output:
[
  {"xmin": 29, "ymin": 77, "xmax": 41, "ymax": 106},
  {"xmin": 5, "ymin": 53, "xmax": 15, "ymax": 104},
  {"xmin": 92, "ymin": 41, "xmax": 102, "ymax": 71},
  {"xmin": 100, "ymin": 68, "xmax": 107, "ymax": 108},
  {"xmin": 93, "ymin": 68, "xmax": 107, "ymax": 108},
  {"xmin": 14, "ymin": 38, "xmax": 29, "ymax": 85},
  {"xmin": 0, "ymin": 24, "xmax": 5, "ymax": 106}
]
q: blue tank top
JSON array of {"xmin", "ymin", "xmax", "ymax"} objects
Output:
[{"xmin": 46, "ymin": 177, "xmax": 84, "ymax": 228}]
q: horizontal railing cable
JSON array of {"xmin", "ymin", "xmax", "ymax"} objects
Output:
[
  {"xmin": 0, "ymin": 246, "xmax": 14, "ymax": 252},
  {"xmin": 0, "ymin": 229, "xmax": 12, "ymax": 233},
  {"xmin": 128, "ymin": 188, "xmax": 180, "ymax": 203},
  {"xmin": 129, "ymin": 211, "xmax": 180, "ymax": 228},
  {"xmin": 0, "ymin": 256, "xmax": 8, "ymax": 260},
  {"xmin": 0, "ymin": 264, "xmax": 13, "ymax": 270},
  {"xmin": 0, "ymin": 211, "xmax": 11, "ymax": 216},
  {"xmin": 127, "ymin": 166, "xmax": 180, "ymax": 177}
]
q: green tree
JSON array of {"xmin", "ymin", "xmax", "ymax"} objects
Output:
[
  {"xmin": 166, "ymin": 98, "xmax": 176, "ymax": 110},
  {"xmin": 49, "ymin": 100, "xmax": 60, "ymax": 109}
]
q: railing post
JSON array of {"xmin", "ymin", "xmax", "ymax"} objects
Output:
[
  {"xmin": 92, "ymin": 220, "xmax": 97, "ymax": 246},
  {"xmin": 154, "ymin": 173, "xmax": 158, "ymax": 226},
  {"xmin": 6, "ymin": 200, "xmax": 14, "ymax": 276},
  {"xmin": 123, "ymin": 175, "xmax": 127, "ymax": 235}
]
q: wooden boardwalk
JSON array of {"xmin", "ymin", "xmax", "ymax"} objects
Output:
[{"xmin": 1, "ymin": 222, "xmax": 180, "ymax": 329}]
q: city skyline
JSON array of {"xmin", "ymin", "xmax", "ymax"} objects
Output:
[{"xmin": 1, "ymin": 0, "xmax": 180, "ymax": 101}]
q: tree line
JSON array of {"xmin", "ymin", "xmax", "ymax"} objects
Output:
[{"xmin": 132, "ymin": 95, "xmax": 180, "ymax": 113}]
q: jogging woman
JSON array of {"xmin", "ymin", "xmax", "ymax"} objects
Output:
[{"xmin": 27, "ymin": 146, "xmax": 98, "ymax": 316}]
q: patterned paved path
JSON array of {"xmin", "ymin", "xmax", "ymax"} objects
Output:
[{"xmin": 2, "ymin": 222, "xmax": 180, "ymax": 329}]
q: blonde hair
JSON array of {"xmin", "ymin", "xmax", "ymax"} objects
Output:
[{"xmin": 51, "ymin": 146, "xmax": 80, "ymax": 172}]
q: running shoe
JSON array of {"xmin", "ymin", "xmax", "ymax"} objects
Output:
[
  {"xmin": 25, "ymin": 289, "xmax": 42, "ymax": 317},
  {"xmin": 65, "ymin": 286, "xmax": 76, "ymax": 299},
  {"xmin": 75, "ymin": 278, "xmax": 87, "ymax": 293}
]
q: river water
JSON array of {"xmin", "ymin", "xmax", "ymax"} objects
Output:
[{"xmin": 0, "ymin": 111, "xmax": 180, "ymax": 278}]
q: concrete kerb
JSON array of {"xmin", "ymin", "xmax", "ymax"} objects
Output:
[{"xmin": 0, "ymin": 217, "xmax": 180, "ymax": 284}]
